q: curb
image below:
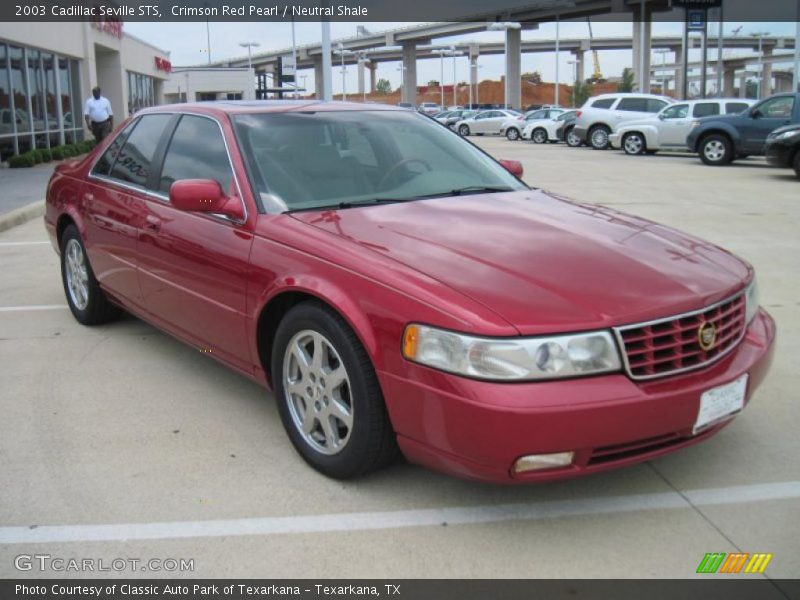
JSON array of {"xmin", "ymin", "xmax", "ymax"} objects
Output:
[{"xmin": 0, "ymin": 200, "xmax": 45, "ymax": 234}]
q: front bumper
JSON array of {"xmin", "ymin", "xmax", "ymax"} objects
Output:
[
  {"xmin": 379, "ymin": 309, "xmax": 775, "ymax": 483},
  {"xmin": 572, "ymin": 126, "xmax": 589, "ymax": 142},
  {"xmin": 608, "ymin": 133, "xmax": 622, "ymax": 148},
  {"xmin": 765, "ymin": 140, "xmax": 795, "ymax": 168}
]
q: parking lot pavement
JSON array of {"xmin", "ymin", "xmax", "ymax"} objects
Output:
[
  {"xmin": 0, "ymin": 163, "xmax": 55, "ymax": 215},
  {"xmin": 1, "ymin": 143, "xmax": 798, "ymax": 581}
]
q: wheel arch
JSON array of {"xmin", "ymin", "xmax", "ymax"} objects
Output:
[
  {"xmin": 254, "ymin": 282, "xmax": 380, "ymax": 389},
  {"xmin": 694, "ymin": 126, "xmax": 739, "ymax": 152}
]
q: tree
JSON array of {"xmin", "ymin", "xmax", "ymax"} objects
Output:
[
  {"xmin": 618, "ymin": 68, "xmax": 634, "ymax": 93},
  {"xmin": 428, "ymin": 80, "xmax": 440, "ymax": 88},
  {"xmin": 522, "ymin": 71, "xmax": 542, "ymax": 85},
  {"xmin": 570, "ymin": 81, "xmax": 592, "ymax": 108},
  {"xmin": 375, "ymin": 78, "xmax": 392, "ymax": 94}
]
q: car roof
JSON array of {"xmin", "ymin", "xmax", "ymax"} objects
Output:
[
  {"xmin": 673, "ymin": 98, "xmax": 755, "ymax": 105},
  {"xmin": 137, "ymin": 100, "xmax": 406, "ymax": 117}
]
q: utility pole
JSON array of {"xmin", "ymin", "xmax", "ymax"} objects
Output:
[
  {"xmin": 321, "ymin": 21, "xmax": 332, "ymax": 101},
  {"xmin": 239, "ymin": 42, "xmax": 260, "ymax": 69}
]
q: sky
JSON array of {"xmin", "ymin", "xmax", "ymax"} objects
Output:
[{"xmin": 124, "ymin": 19, "xmax": 797, "ymax": 96}]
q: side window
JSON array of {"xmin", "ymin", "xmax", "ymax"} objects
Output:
[
  {"xmin": 527, "ymin": 110, "xmax": 546, "ymax": 120},
  {"xmin": 646, "ymin": 99, "xmax": 668, "ymax": 113},
  {"xmin": 725, "ymin": 102, "xmax": 750, "ymax": 114},
  {"xmin": 693, "ymin": 103, "xmax": 720, "ymax": 118},
  {"xmin": 757, "ymin": 96, "xmax": 795, "ymax": 118},
  {"xmin": 661, "ymin": 104, "xmax": 689, "ymax": 119},
  {"xmin": 109, "ymin": 114, "xmax": 172, "ymax": 187},
  {"xmin": 617, "ymin": 98, "xmax": 649, "ymax": 112},
  {"xmin": 92, "ymin": 120, "xmax": 137, "ymax": 176},
  {"xmin": 158, "ymin": 115, "xmax": 234, "ymax": 195},
  {"xmin": 591, "ymin": 98, "xmax": 615, "ymax": 109}
]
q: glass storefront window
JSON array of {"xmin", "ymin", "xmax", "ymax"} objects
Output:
[
  {"xmin": 27, "ymin": 48, "xmax": 46, "ymax": 132},
  {"xmin": 127, "ymin": 71, "xmax": 157, "ymax": 115},
  {"xmin": 43, "ymin": 52, "xmax": 58, "ymax": 131},
  {"xmin": 9, "ymin": 46, "xmax": 30, "ymax": 135}
]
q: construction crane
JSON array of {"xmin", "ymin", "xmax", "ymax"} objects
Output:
[{"xmin": 586, "ymin": 18, "xmax": 606, "ymax": 84}]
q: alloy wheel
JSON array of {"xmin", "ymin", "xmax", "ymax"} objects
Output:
[
  {"xmin": 704, "ymin": 140, "xmax": 726, "ymax": 162},
  {"xmin": 533, "ymin": 129, "xmax": 547, "ymax": 144},
  {"xmin": 283, "ymin": 329, "xmax": 353, "ymax": 456},
  {"xmin": 624, "ymin": 134, "xmax": 644, "ymax": 155},
  {"xmin": 64, "ymin": 238, "xmax": 89, "ymax": 311}
]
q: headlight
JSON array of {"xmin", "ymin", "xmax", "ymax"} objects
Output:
[
  {"xmin": 402, "ymin": 324, "xmax": 621, "ymax": 381},
  {"xmin": 744, "ymin": 277, "xmax": 759, "ymax": 325},
  {"xmin": 774, "ymin": 130, "xmax": 800, "ymax": 141}
]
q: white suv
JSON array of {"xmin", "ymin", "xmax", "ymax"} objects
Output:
[
  {"xmin": 609, "ymin": 98, "xmax": 755, "ymax": 155},
  {"xmin": 572, "ymin": 93, "xmax": 674, "ymax": 150}
]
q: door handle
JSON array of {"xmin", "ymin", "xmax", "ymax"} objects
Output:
[{"xmin": 143, "ymin": 215, "xmax": 161, "ymax": 232}]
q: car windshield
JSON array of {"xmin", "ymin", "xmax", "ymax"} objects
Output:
[{"xmin": 233, "ymin": 110, "xmax": 526, "ymax": 213}]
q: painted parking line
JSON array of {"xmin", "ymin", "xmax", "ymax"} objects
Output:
[
  {"xmin": 0, "ymin": 241, "xmax": 49, "ymax": 246},
  {"xmin": 1, "ymin": 480, "xmax": 797, "ymax": 545},
  {"xmin": 0, "ymin": 305, "xmax": 68, "ymax": 312}
]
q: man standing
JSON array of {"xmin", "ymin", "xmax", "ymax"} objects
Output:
[{"xmin": 84, "ymin": 87, "xmax": 113, "ymax": 142}]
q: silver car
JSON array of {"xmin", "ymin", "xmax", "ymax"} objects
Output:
[{"xmin": 456, "ymin": 109, "xmax": 521, "ymax": 136}]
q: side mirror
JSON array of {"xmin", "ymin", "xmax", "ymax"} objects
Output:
[
  {"xmin": 169, "ymin": 179, "xmax": 244, "ymax": 221},
  {"xmin": 658, "ymin": 113, "xmax": 666, "ymax": 120},
  {"xmin": 751, "ymin": 108, "xmax": 761, "ymax": 119},
  {"xmin": 498, "ymin": 159, "xmax": 524, "ymax": 178}
]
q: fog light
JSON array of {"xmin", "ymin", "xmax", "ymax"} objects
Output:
[{"xmin": 513, "ymin": 452, "xmax": 575, "ymax": 474}]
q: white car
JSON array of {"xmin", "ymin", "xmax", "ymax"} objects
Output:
[
  {"xmin": 609, "ymin": 98, "xmax": 755, "ymax": 155},
  {"xmin": 572, "ymin": 93, "xmax": 675, "ymax": 150},
  {"xmin": 456, "ymin": 109, "xmax": 521, "ymax": 136},
  {"xmin": 501, "ymin": 108, "xmax": 566, "ymax": 141},
  {"xmin": 522, "ymin": 110, "xmax": 577, "ymax": 144},
  {"xmin": 418, "ymin": 102, "xmax": 442, "ymax": 116}
]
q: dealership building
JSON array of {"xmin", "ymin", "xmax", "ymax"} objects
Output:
[{"xmin": 0, "ymin": 21, "xmax": 170, "ymax": 159}]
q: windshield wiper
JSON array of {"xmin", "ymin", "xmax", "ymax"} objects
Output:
[
  {"xmin": 447, "ymin": 186, "xmax": 514, "ymax": 196},
  {"xmin": 284, "ymin": 197, "xmax": 418, "ymax": 213}
]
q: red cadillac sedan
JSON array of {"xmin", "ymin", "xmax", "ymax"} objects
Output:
[{"xmin": 45, "ymin": 101, "xmax": 775, "ymax": 483}]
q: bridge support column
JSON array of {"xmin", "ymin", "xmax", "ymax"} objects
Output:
[
  {"xmin": 723, "ymin": 68, "xmax": 736, "ymax": 97},
  {"xmin": 401, "ymin": 41, "xmax": 417, "ymax": 105},
  {"xmin": 357, "ymin": 59, "xmax": 365, "ymax": 97},
  {"xmin": 506, "ymin": 27, "xmax": 521, "ymax": 110},
  {"xmin": 739, "ymin": 73, "xmax": 749, "ymax": 98},
  {"xmin": 572, "ymin": 50, "xmax": 585, "ymax": 84},
  {"xmin": 632, "ymin": 7, "xmax": 652, "ymax": 93},
  {"xmin": 368, "ymin": 62, "xmax": 376, "ymax": 93},
  {"xmin": 313, "ymin": 57, "xmax": 324, "ymax": 99},
  {"xmin": 760, "ymin": 48, "xmax": 772, "ymax": 99}
]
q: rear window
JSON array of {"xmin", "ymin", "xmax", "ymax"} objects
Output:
[
  {"xmin": 693, "ymin": 103, "xmax": 720, "ymax": 118},
  {"xmin": 725, "ymin": 103, "xmax": 750, "ymax": 114},
  {"xmin": 107, "ymin": 114, "xmax": 172, "ymax": 187},
  {"xmin": 617, "ymin": 98, "xmax": 667, "ymax": 113},
  {"xmin": 591, "ymin": 98, "xmax": 615, "ymax": 109}
]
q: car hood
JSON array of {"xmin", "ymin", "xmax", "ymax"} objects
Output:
[
  {"xmin": 290, "ymin": 191, "xmax": 750, "ymax": 335},
  {"xmin": 769, "ymin": 123, "xmax": 800, "ymax": 136}
]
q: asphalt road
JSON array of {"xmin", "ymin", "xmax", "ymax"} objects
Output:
[
  {"xmin": 0, "ymin": 138, "xmax": 798, "ymax": 582},
  {"xmin": 0, "ymin": 163, "xmax": 55, "ymax": 215}
]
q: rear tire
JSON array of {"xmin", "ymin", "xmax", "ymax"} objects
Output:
[
  {"xmin": 271, "ymin": 301, "xmax": 399, "ymax": 479},
  {"xmin": 589, "ymin": 125, "xmax": 611, "ymax": 150},
  {"xmin": 506, "ymin": 128, "xmax": 520, "ymax": 141},
  {"xmin": 458, "ymin": 125, "xmax": 470, "ymax": 136},
  {"xmin": 793, "ymin": 151, "xmax": 800, "ymax": 180},
  {"xmin": 531, "ymin": 128, "xmax": 548, "ymax": 144},
  {"xmin": 60, "ymin": 224, "xmax": 121, "ymax": 326},
  {"xmin": 622, "ymin": 132, "xmax": 646, "ymax": 155},
  {"xmin": 699, "ymin": 134, "xmax": 733, "ymax": 166}
]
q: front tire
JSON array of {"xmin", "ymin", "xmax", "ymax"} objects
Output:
[
  {"xmin": 458, "ymin": 124, "xmax": 470, "ymax": 136},
  {"xmin": 793, "ymin": 151, "xmax": 800, "ymax": 179},
  {"xmin": 506, "ymin": 128, "xmax": 520, "ymax": 141},
  {"xmin": 531, "ymin": 128, "xmax": 548, "ymax": 144},
  {"xmin": 60, "ymin": 224, "xmax": 120, "ymax": 325},
  {"xmin": 589, "ymin": 125, "xmax": 611, "ymax": 150},
  {"xmin": 622, "ymin": 132, "xmax": 646, "ymax": 155},
  {"xmin": 272, "ymin": 301, "xmax": 398, "ymax": 479},
  {"xmin": 699, "ymin": 134, "xmax": 733, "ymax": 166}
]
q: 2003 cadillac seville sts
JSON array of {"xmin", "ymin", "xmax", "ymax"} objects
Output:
[{"xmin": 45, "ymin": 101, "xmax": 775, "ymax": 483}]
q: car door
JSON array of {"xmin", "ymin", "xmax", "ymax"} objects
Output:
[
  {"xmin": 657, "ymin": 103, "xmax": 691, "ymax": 147},
  {"xmin": 136, "ymin": 113, "xmax": 254, "ymax": 372},
  {"xmin": 741, "ymin": 96, "xmax": 796, "ymax": 153},
  {"xmin": 472, "ymin": 111, "xmax": 494, "ymax": 133},
  {"xmin": 82, "ymin": 114, "xmax": 172, "ymax": 308}
]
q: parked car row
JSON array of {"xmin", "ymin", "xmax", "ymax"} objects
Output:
[{"xmin": 493, "ymin": 91, "xmax": 800, "ymax": 179}]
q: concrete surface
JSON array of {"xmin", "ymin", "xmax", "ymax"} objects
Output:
[
  {"xmin": 0, "ymin": 141, "xmax": 797, "ymax": 581},
  {"xmin": 0, "ymin": 162, "xmax": 53, "ymax": 216}
]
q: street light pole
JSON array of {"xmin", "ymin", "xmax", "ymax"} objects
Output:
[
  {"xmin": 750, "ymin": 31, "xmax": 770, "ymax": 99},
  {"xmin": 452, "ymin": 49, "xmax": 463, "ymax": 106},
  {"xmin": 335, "ymin": 43, "xmax": 354, "ymax": 101},
  {"xmin": 239, "ymin": 42, "xmax": 260, "ymax": 69},
  {"xmin": 567, "ymin": 59, "xmax": 577, "ymax": 107},
  {"xmin": 555, "ymin": 15, "xmax": 560, "ymax": 106}
]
